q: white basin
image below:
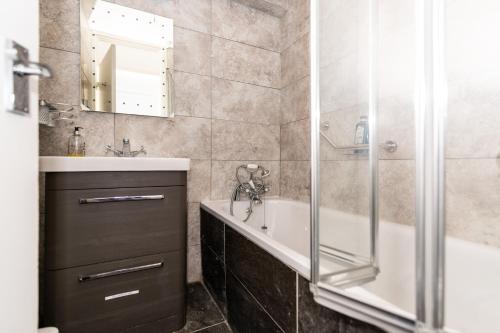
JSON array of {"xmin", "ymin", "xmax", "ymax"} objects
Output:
[{"xmin": 39, "ymin": 156, "xmax": 190, "ymax": 172}]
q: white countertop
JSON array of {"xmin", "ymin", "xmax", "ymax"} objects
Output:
[{"xmin": 39, "ymin": 156, "xmax": 190, "ymax": 172}]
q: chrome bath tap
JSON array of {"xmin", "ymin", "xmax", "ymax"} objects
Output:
[
  {"xmin": 230, "ymin": 164, "xmax": 270, "ymax": 223},
  {"xmin": 105, "ymin": 138, "xmax": 147, "ymax": 157}
]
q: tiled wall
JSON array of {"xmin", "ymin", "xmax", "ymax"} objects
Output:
[
  {"xmin": 279, "ymin": 0, "xmax": 311, "ymax": 202},
  {"xmin": 39, "ymin": 0, "xmax": 284, "ymax": 282}
]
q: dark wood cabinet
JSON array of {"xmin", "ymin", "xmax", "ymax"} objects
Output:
[{"xmin": 43, "ymin": 171, "xmax": 187, "ymax": 333}]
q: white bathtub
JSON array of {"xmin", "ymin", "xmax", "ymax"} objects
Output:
[{"xmin": 201, "ymin": 198, "xmax": 500, "ymax": 333}]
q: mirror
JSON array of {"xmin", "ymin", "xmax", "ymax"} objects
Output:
[{"xmin": 80, "ymin": 0, "xmax": 174, "ymax": 117}]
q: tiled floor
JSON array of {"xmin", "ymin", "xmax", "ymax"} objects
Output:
[{"xmin": 175, "ymin": 283, "xmax": 231, "ymax": 333}]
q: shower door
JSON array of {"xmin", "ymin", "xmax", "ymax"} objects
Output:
[{"xmin": 309, "ymin": 0, "xmax": 468, "ymax": 332}]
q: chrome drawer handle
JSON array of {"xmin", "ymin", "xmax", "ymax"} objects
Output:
[
  {"xmin": 79, "ymin": 194, "xmax": 164, "ymax": 204},
  {"xmin": 78, "ymin": 262, "xmax": 163, "ymax": 282}
]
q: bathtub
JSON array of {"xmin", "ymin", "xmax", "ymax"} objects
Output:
[{"xmin": 201, "ymin": 198, "xmax": 500, "ymax": 333}]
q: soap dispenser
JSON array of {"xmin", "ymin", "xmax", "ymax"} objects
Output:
[{"xmin": 68, "ymin": 126, "xmax": 86, "ymax": 157}]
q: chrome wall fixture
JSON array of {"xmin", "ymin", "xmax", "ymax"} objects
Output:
[{"xmin": 309, "ymin": 0, "xmax": 447, "ymax": 332}]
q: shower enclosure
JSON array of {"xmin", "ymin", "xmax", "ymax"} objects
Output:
[{"xmin": 310, "ymin": 0, "xmax": 500, "ymax": 332}]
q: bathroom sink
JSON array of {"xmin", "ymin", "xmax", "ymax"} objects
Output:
[{"xmin": 39, "ymin": 156, "xmax": 190, "ymax": 172}]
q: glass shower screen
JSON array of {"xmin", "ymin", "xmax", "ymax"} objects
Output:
[{"xmin": 313, "ymin": 0, "xmax": 417, "ymax": 329}]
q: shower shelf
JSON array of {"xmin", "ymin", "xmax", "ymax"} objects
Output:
[{"xmin": 320, "ymin": 131, "xmax": 398, "ymax": 153}]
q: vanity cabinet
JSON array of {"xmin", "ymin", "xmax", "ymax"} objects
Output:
[{"xmin": 43, "ymin": 171, "xmax": 187, "ymax": 333}]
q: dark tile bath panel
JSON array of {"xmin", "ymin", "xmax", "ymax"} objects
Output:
[
  {"xmin": 175, "ymin": 283, "xmax": 224, "ymax": 333},
  {"xmin": 202, "ymin": 240, "xmax": 227, "ymax": 316},
  {"xmin": 226, "ymin": 272, "xmax": 284, "ymax": 333},
  {"xmin": 201, "ymin": 208, "xmax": 225, "ymax": 257},
  {"xmin": 297, "ymin": 276, "xmax": 386, "ymax": 333},
  {"xmin": 225, "ymin": 226, "xmax": 296, "ymax": 333}
]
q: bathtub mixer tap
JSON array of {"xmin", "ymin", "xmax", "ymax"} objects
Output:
[{"xmin": 230, "ymin": 164, "xmax": 270, "ymax": 224}]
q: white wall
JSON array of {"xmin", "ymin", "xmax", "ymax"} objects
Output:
[{"xmin": 0, "ymin": 0, "xmax": 40, "ymax": 332}]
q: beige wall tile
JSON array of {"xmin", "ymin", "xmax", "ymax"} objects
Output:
[
  {"xmin": 174, "ymin": 27, "xmax": 211, "ymax": 76},
  {"xmin": 280, "ymin": 118, "xmax": 310, "ymax": 160},
  {"xmin": 114, "ymin": 114, "xmax": 211, "ymax": 159},
  {"xmin": 188, "ymin": 160, "xmax": 211, "ymax": 203},
  {"xmin": 212, "ymin": 37, "xmax": 281, "ymax": 88},
  {"xmin": 379, "ymin": 159, "xmax": 415, "ymax": 226},
  {"xmin": 233, "ymin": 0, "xmax": 287, "ymax": 18},
  {"xmin": 211, "ymin": 160, "xmax": 280, "ymax": 200},
  {"xmin": 39, "ymin": 47, "xmax": 80, "ymax": 105},
  {"xmin": 212, "ymin": 78, "xmax": 280, "ymax": 125},
  {"xmin": 446, "ymin": 81, "xmax": 500, "ymax": 159},
  {"xmin": 40, "ymin": 0, "xmax": 80, "ymax": 53},
  {"xmin": 446, "ymin": 159, "xmax": 500, "ymax": 248},
  {"xmin": 188, "ymin": 203, "xmax": 201, "ymax": 247},
  {"xmin": 212, "ymin": 119, "xmax": 280, "ymax": 160},
  {"xmin": 174, "ymin": 71, "xmax": 211, "ymax": 118},
  {"xmin": 281, "ymin": 0, "xmax": 309, "ymax": 50},
  {"xmin": 280, "ymin": 161, "xmax": 310, "ymax": 201},
  {"xmin": 281, "ymin": 75, "xmax": 309, "ymax": 124},
  {"xmin": 281, "ymin": 33, "xmax": 309, "ymax": 89},
  {"xmin": 114, "ymin": 0, "xmax": 212, "ymax": 33},
  {"xmin": 320, "ymin": 160, "xmax": 369, "ymax": 215},
  {"xmin": 40, "ymin": 110, "xmax": 114, "ymax": 156},
  {"xmin": 212, "ymin": 0, "xmax": 281, "ymax": 51},
  {"xmin": 187, "ymin": 245, "xmax": 202, "ymax": 282}
]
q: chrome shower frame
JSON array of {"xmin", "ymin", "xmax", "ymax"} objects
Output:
[{"xmin": 309, "ymin": 0, "xmax": 447, "ymax": 332}]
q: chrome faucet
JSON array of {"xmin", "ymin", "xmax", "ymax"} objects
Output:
[
  {"xmin": 105, "ymin": 138, "xmax": 147, "ymax": 157},
  {"xmin": 230, "ymin": 164, "xmax": 270, "ymax": 223}
]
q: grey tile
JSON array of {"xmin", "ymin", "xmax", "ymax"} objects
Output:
[
  {"xmin": 174, "ymin": 283, "xmax": 224, "ymax": 332},
  {"xmin": 212, "ymin": 78, "xmax": 280, "ymax": 125},
  {"xmin": 40, "ymin": 0, "xmax": 80, "ymax": 53},
  {"xmin": 281, "ymin": 33, "xmax": 309, "ymax": 89},
  {"xmin": 188, "ymin": 160, "xmax": 212, "ymax": 203},
  {"xmin": 446, "ymin": 158, "xmax": 500, "ymax": 248},
  {"xmin": 281, "ymin": 75, "xmax": 309, "ymax": 124},
  {"xmin": 212, "ymin": 120, "xmax": 280, "ymax": 161},
  {"xmin": 233, "ymin": 0, "xmax": 287, "ymax": 18},
  {"xmin": 379, "ymin": 160, "xmax": 415, "ymax": 226},
  {"xmin": 211, "ymin": 160, "xmax": 280, "ymax": 200},
  {"xmin": 39, "ymin": 47, "xmax": 80, "ymax": 106},
  {"xmin": 174, "ymin": 72, "xmax": 211, "ymax": 118},
  {"xmin": 167, "ymin": 0, "xmax": 212, "ymax": 34},
  {"xmin": 39, "ymin": 110, "xmax": 114, "ymax": 157},
  {"xmin": 113, "ymin": 0, "xmax": 212, "ymax": 34},
  {"xmin": 280, "ymin": 118, "xmax": 310, "ymax": 160},
  {"xmin": 446, "ymin": 79, "xmax": 500, "ymax": 158},
  {"xmin": 280, "ymin": 161, "xmax": 310, "ymax": 202},
  {"xmin": 188, "ymin": 203, "xmax": 201, "ymax": 248},
  {"xmin": 212, "ymin": 0, "xmax": 281, "ymax": 51},
  {"xmin": 281, "ymin": 0, "xmax": 309, "ymax": 50},
  {"xmin": 187, "ymin": 245, "xmax": 202, "ymax": 283},
  {"xmin": 174, "ymin": 27, "xmax": 211, "ymax": 76},
  {"xmin": 201, "ymin": 239, "xmax": 227, "ymax": 316},
  {"xmin": 320, "ymin": 160, "xmax": 369, "ymax": 215},
  {"xmin": 212, "ymin": 37, "xmax": 281, "ymax": 88},
  {"xmin": 114, "ymin": 114, "xmax": 211, "ymax": 159}
]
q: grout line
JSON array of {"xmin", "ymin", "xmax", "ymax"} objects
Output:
[
  {"xmin": 228, "ymin": 271, "xmax": 286, "ymax": 333},
  {"xmin": 40, "ymin": 45, "xmax": 80, "ymax": 55},
  {"xmin": 280, "ymin": 73, "xmax": 310, "ymax": 91},
  {"xmin": 191, "ymin": 322, "xmax": 226, "ymax": 333},
  {"xmin": 200, "ymin": 281, "xmax": 227, "ymax": 323}
]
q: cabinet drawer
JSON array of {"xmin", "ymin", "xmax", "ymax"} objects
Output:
[
  {"xmin": 46, "ymin": 186, "xmax": 186, "ymax": 269},
  {"xmin": 44, "ymin": 252, "xmax": 186, "ymax": 333}
]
